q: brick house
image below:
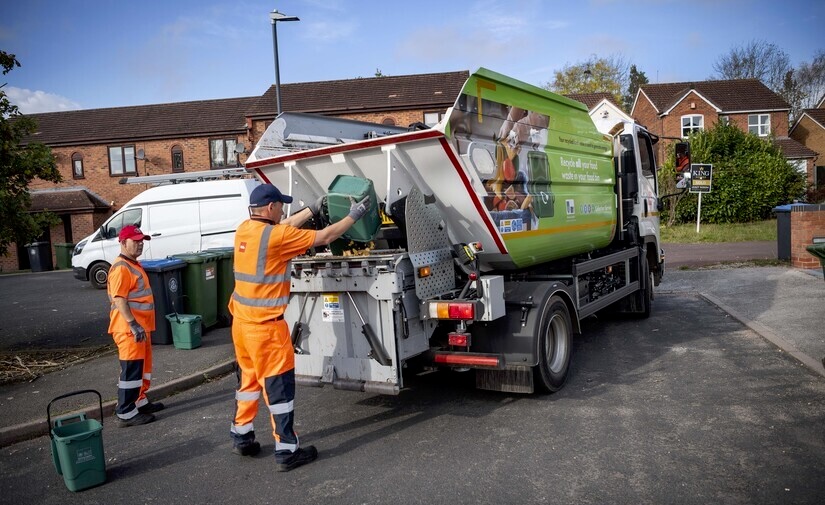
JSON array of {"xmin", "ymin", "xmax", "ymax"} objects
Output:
[
  {"xmin": 631, "ymin": 79, "xmax": 816, "ymax": 181},
  {"xmin": 789, "ymin": 96, "xmax": 825, "ymax": 190},
  {"xmin": 3, "ymin": 71, "xmax": 468, "ymax": 272}
]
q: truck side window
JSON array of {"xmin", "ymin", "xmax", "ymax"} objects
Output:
[
  {"xmin": 639, "ymin": 134, "xmax": 655, "ymax": 178},
  {"xmin": 620, "ymin": 135, "xmax": 636, "ymax": 174}
]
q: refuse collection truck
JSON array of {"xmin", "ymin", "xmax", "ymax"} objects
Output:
[{"xmin": 243, "ymin": 67, "xmax": 666, "ymax": 395}]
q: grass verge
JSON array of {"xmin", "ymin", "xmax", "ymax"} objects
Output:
[{"xmin": 661, "ymin": 219, "xmax": 777, "ymax": 243}]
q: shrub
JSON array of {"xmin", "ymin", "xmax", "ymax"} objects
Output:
[{"xmin": 657, "ymin": 123, "xmax": 805, "ymax": 224}]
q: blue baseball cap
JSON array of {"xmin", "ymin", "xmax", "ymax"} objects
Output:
[{"xmin": 249, "ymin": 184, "xmax": 293, "ymax": 207}]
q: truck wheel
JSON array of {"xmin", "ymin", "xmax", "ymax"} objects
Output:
[
  {"xmin": 533, "ymin": 295, "xmax": 572, "ymax": 393},
  {"xmin": 89, "ymin": 262, "xmax": 111, "ymax": 289}
]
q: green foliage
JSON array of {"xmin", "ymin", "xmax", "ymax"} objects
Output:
[
  {"xmin": 623, "ymin": 65, "xmax": 648, "ymax": 112},
  {"xmin": 0, "ymin": 50, "xmax": 62, "ymax": 256},
  {"xmin": 657, "ymin": 122, "xmax": 805, "ymax": 224},
  {"xmin": 545, "ymin": 54, "xmax": 627, "ymax": 107}
]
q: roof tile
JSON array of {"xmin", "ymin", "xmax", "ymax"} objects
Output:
[{"xmin": 640, "ymin": 79, "xmax": 789, "ymax": 114}]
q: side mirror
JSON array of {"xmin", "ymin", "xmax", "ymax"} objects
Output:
[{"xmin": 675, "ymin": 142, "xmax": 691, "ymax": 174}]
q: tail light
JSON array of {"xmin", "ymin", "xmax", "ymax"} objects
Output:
[{"xmin": 429, "ymin": 302, "xmax": 475, "ymax": 320}]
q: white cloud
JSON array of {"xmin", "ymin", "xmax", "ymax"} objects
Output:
[
  {"xmin": 302, "ymin": 20, "xmax": 356, "ymax": 43},
  {"xmin": 5, "ymin": 87, "xmax": 82, "ymax": 114}
]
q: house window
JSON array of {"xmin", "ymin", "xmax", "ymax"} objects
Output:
[
  {"xmin": 424, "ymin": 111, "xmax": 446, "ymax": 126},
  {"xmin": 108, "ymin": 145, "xmax": 137, "ymax": 176},
  {"xmin": 382, "ymin": 117, "xmax": 396, "ymax": 126},
  {"xmin": 718, "ymin": 115, "xmax": 730, "ymax": 125},
  {"xmin": 171, "ymin": 145, "xmax": 184, "ymax": 173},
  {"xmin": 681, "ymin": 115, "xmax": 704, "ymax": 137},
  {"xmin": 748, "ymin": 114, "xmax": 770, "ymax": 136},
  {"xmin": 209, "ymin": 138, "xmax": 238, "ymax": 169},
  {"xmin": 71, "ymin": 152, "xmax": 84, "ymax": 179}
]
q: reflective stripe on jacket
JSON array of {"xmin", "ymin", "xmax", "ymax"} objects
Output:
[
  {"xmin": 229, "ymin": 218, "xmax": 315, "ymax": 324},
  {"xmin": 108, "ymin": 256, "xmax": 156, "ymax": 333}
]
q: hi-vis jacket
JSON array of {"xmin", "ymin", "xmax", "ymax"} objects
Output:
[
  {"xmin": 107, "ymin": 255, "xmax": 155, "ymax": 334},
  {"xmin": 229, "ymin": 218, "xmax": 316, "ymax": 323}
]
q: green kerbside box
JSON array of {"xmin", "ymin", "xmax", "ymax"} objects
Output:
[
  {"xmin": 166, "ymin": 313, "xmax": 203, "ymax": 349},
  {"xmin": 326, "ymin": 175, "xmax": 381, "ymax": 242},
  {"xmin": 48, "ymin": 390, "xmax": 106, "ymax": 492}
]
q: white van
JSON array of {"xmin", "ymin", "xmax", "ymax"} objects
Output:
[{"xmin": 72, "ymin": 178, "xmax": 260, "ymax": 288}]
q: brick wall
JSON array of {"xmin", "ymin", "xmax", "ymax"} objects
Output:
[
  {"xmin": 790, "ymin": 116, "xmax": 824, "ymax": 187},
  {"xmin": 30, "ymin": 135, "xmax": 245, "ymax": 212},
  {"xmin": 790, "ymin": 205, "xmax": 825, "ymax": 269}
]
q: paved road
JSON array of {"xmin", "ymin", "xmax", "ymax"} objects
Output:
[
  {"xmin": 0, "ymin": 271, "xmax": 110, "ymax": 350},
  {"xmin": 1, "ymin": 294, "xmax": 824, "ymax": 505}
]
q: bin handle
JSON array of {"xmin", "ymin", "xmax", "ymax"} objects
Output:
[{"xmin": 47, "ymin": 389, "xmax": 103, "ymax": 439}]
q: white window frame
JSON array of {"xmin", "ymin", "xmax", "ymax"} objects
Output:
[
  {"xmin": 748, "ymin": 114, "xmax": 770, "ymax": 136},
  {"xmin": 681, "ymin": 115, "xmax": 704, "ymax": 138},
  {"xmin": 424, "ymin": 111, "xmax": 446, "ymax": 126}
]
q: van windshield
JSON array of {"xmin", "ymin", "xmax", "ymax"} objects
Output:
[{"xmin": 100, "ymin": 208, "xmax": 143, "ymax": 240}]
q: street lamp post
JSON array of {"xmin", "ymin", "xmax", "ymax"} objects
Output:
[{"xmin": 270, "ymin": 9, "xmax": 299, "ymax": 115}]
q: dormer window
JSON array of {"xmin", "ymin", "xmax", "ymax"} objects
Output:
[
  {"xmin": 681, "ymin": 115, "xmax": 704, "ymax": 138},
  {"xmin": 748, "ymin": 114, "xmax": 770, "ymax": 136}
]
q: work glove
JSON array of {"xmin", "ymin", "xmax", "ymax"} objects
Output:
[
  {"xmin": 129, "ymin": 320, "xmax": 147, "ymax": 343},
  {"xmin": 308, "ymin": 195, "xmax": 326, "ymax": 216},
  {"xmin": 347, "ymin": 195, "xmax": 371, "ymax": 221}
]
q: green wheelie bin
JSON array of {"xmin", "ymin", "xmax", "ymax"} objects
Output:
[
  {"xmin": 169, "ymin": 252, "xmax": 221, "ymax": 330},
  {"xmin": 206, "ymin": 247, "xmax": 235, "ymax": 327},
  {"xmin": 54, "ymin": 243, "xmax": 75, "ymax": 270}
]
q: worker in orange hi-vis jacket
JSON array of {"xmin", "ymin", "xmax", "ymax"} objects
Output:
[
  {"xmin": 228, "ymin": 183, "xmax": 369, "ymax": 472},
  {"xmin": 108, "ymin": 225, "xmax": 165, "ymax": 427}
]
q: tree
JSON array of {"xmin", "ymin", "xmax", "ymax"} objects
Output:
[
  {"xmin": 545, "ymin": 54, "xmax": 628, "ymax": 107},
  {"xmin": 624, "ymin": 65, "xmax": 648, "ymax": 112},
  {"xmin": 658, "ymin": 122, "xmax": 805, "ymax": 225},
  {"xmin": 712, "ymin": 40, "xmax": 791, "ymax": 92},
  {"xmin": 0, "ymin": 51, "xmax": 62, "ymax": 257},
  {"xmin": 796, "ymin": 50, "xmax": 825, "ymax": 110}
]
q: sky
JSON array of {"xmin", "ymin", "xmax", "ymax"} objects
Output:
[{"xmin": 2, "ymin": 0, "xmax": 824, "ymax": 114}]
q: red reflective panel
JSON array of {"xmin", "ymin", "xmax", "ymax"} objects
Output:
[
  {"xmin": 447, "ymin": 303, "xmax": 474, "ymax": 319},
  {"xmin": 448, "ymin": 333, "xmax": 468, "ymax": 346}
]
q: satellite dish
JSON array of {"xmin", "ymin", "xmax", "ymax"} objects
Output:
[
  {"xmin": 234, "ymin": 143, "xmax": 246, "ymax": 155},
  {"xmin": 136, "ymin": 149, "xmax": 145, "ymax": 160}
]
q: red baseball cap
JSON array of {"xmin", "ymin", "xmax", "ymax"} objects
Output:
[{"xmin": 118, "ymin": 225, "xmax": 151, "ymax": 242}]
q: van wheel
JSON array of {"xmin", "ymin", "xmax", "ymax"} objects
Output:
[
  {"xmin": 89, "ymin": 262, "xmax": 110, "ymax": 289},
  {"xmin": 533, "ymin": 295, "xmax": 572, "ymax": 393}
]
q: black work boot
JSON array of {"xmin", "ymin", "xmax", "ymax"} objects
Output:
[
  {"xmin": 117, "ymin": 412, "xmax": 155, "ymax": 427},
  {"xmin": 276, "ymin": 445, "xmax": 318, "ymax": 472},
  {"xmin": 138, "ymin": 401, "xmax": 165, "ymax": 414},
  {"xmin": 232, "ymin": 441, "xmax": 261, "ymax": 457}
]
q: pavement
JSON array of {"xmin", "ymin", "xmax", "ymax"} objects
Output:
[{"xmin": 0, "ymin": 240, "xmax": 823, "ymax": 448}]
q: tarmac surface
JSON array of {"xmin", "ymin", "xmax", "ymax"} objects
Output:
[{"xmin": 1, "ymin": 240, "xmax": 822, "ymax": 448}]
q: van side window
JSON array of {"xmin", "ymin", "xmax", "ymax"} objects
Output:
[{"xmin": 103, "ymin": 209, "xmax": 142, "ymax": 239}]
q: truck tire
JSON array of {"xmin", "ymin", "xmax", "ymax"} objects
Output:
[
  {"xmin": 89, "ymin": 262, "xmax": 111, "ymax": 289},
  {"xmin": 533, "ymin": 295, "xmax": 572, "ymax": 393}
]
